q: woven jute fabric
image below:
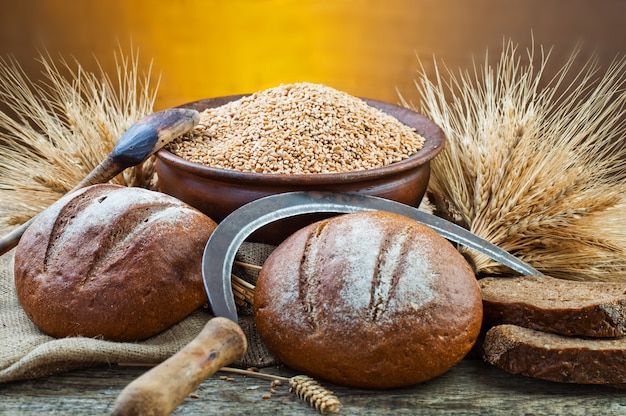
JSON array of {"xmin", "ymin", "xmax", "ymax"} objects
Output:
[{"xmin": 0, "ymin": 236, "xmax": 278, "ymax": 384}]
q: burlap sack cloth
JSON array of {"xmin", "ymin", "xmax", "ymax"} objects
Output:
[{"xmin": 0, "ymin": 234, "xmax": 279, "ymax": 384}]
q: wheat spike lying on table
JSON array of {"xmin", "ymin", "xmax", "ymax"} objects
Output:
[
  {"xmin": 220, "ymin": 367, "xmax": 341, "ymax": 414},
  {"xmin": 402, "ymin": 40, "xmax": 626, "ymax": 281},
  {"xmin": 0, "ymin": 47, "xmax": 158, "ymax": 227}
]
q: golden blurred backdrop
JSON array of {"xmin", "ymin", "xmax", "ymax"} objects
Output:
[{"xmin": 0, "ymin": 0, "xmax": 624, "ymax": 110}]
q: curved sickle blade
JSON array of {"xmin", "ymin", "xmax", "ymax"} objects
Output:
[{"xmin": 202, "ymin": 191, "xmax": 542, "ymax": 322}]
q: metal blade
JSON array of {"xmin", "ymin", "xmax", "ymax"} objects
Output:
[{"xmin": 202, "ymin": 191, "xmax": 542, "ymax": 322}]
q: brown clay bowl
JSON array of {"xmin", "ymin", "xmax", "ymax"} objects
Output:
[{"xmin": 155, "ymin": 95, "xmax": 445, "ymax": 244}]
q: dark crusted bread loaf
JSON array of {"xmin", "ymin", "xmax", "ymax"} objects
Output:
[
  {"xmin": 254, "ymin": 211, "xmax": 483, "ymax": 389},
  {"xmin": 483, "ymin": 324, "xmax": 626, "ymax": 384},
  {"xmin": 14, "ymin": 184, "xmax": 217, "ymax": 342},
  {"xmin": 479, "ymin": 275, "xmax": 626, "ymax": 337}
]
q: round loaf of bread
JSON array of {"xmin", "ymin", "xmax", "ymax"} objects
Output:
[
  {"xmin": 254, "ymin": 211, "xmax": 483, "ymax": 389},
  {"xmin": 14, "ymin": 184, "xmax": 217, "ymax": 341}
]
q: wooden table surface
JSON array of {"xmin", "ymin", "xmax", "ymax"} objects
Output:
[{"xmin": 1, "ymin": 356, "xmax": 624, "ymax": 415}]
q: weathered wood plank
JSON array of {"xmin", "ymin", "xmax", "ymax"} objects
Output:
[{"xmin": 1, "ymin": 358, "xmax": 625, "ymax": 415}]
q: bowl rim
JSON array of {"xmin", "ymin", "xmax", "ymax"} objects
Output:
[{"xmin": 156, "ymin": 95, "xmax": 445, "ymax": 185}]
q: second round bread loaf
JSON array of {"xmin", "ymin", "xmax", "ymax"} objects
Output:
[{"xmin": 254, "ymin": 211, "xmax": 483, "ymax": 389}]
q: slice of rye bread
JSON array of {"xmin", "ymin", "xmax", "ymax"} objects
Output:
[
  {"xmin": 483, "ymin": 324, "xmax": 626, "ymax": 384},
  {"xmin": 479, "ymin": 275, "xmax": 626, "ymax": 337}
]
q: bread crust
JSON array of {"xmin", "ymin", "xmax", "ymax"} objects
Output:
[
  {"xmin": 484, "ymin": 324, "xmax": 626, "ymax": 384},
  {"xmin": 14, "ymin": 184, "xmax": 217, "ymax": 341},
  {"xmin": 254, "ymin": 211, "xmax": 482, "ymax": 389},
  {"xmin": 480, "ymin": 275, "xmax": 626, "ymax": 337}
]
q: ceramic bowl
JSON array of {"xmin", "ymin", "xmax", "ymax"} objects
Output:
[{"xmin": 155, "ymin": 95, "xmax": 445, "ymax": 243}]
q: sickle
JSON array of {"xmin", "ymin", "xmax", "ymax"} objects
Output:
[
  {"xmin": 202, "ymin": 191, "xmax": 543, "ymax": 322},
  {"xmin": 0, "ymin": 108, "xmax": 200, "ymax": 256}
]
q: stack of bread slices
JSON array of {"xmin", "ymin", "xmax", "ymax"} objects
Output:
[{"xmin": 480, "ymin": 275, "xmax": 626, "ymax": 384}]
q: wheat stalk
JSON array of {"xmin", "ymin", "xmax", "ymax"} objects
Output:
[
  {"xmin": 231, "ymin": 274, "xmax": 255, "ymax": 307},
  {"xmin": 235, "ymin": 260, "xmax": 263, "ymax": 271},
  {"xmin": 230, "ymin": 260, "xmax": 261, "ymax": 307},
  {"xmin": 402, "ymin": 39, "xmax": 626, "ymax": 281},
  {"xmin": 0, "ymin": 46, "xmax": 158, "ymax": 227}
]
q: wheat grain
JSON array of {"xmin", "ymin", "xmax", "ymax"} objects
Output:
[{"xmin": 404, "ymin": 39, "xmax": 626, "ymax": 281}]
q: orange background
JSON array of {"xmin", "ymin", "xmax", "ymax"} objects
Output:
[{"xmin": 0, "ymin": 0, "xmax": 624, "ymax": 110}]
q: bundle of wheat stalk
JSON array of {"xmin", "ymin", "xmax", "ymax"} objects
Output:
[
  {"xmin": 0, "ymin": 48, "xmax": 158, "ymax": 227},
  {"xmin": 402, "ymin": 40, "xmax": 626, "ymax": 281}
]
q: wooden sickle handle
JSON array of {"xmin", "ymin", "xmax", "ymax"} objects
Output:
[{"xmin": 110, "ymin": 317, "xmax": 247, "ymax": 416}]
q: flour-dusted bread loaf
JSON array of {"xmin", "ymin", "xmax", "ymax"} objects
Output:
[
  {"xmin": 483, "ymin": 324, "xmax": 626, "ymax": 384},
  {"xmin": 14, "ymin": 184, "xmax": 217, "ymax": 341},
  {"xmin": 479, "ymin": 275, "xmax": 626, "ymax": 337},
  {"xmin": 254, "ymin": 211, "xmax": 483, "ymax": 389}
]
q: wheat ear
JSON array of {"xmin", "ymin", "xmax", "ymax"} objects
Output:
[{"xmin": 289, "ymin": 375, "xmax": 342, "ymax": 414}]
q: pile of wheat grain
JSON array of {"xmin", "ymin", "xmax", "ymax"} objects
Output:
[
  {"xmin": 0, "ymin": 48, "xmax": 158, "ymax": 227},
  {"xmin": 167, "ymin": 82, "xmax": 425, "ymax": 174},
  {"xmin": 402, "ymin": 40, "xmax": 626, "ymax": 281}
]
